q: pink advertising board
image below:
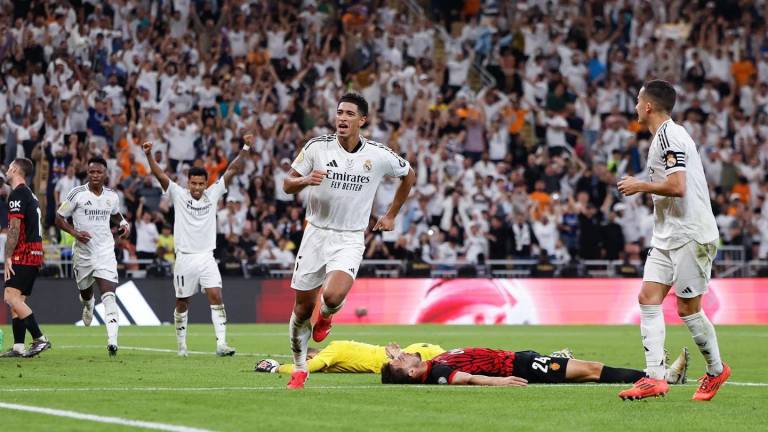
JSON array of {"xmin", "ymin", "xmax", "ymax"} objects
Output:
[{"xmin": 257, "ymin": 278, "xmax": 768, "ymax": 324}]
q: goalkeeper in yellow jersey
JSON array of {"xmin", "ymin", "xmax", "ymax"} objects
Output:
[{"xmin": 255, "ymin": 341, "xmax": 445, "ymax": 374}]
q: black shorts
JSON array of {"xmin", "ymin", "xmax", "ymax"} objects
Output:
[
  {"xmin": 513, "ymin": 350, "xmax": 569, "ymax": 383},
  {"xmin": 4, "ymin": 264, "xmax": 40, "ymax": 296}
]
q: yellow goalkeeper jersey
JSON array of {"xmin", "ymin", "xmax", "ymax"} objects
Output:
[{"xmin": 277, "ymin": 341, "xmax": 445, "ymax": 374}]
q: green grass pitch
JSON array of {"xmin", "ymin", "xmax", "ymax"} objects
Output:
[{"xmin": 1, "ymin": 324, "xmax": 766, "ymax": 431}]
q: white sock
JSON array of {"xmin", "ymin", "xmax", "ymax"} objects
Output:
[
  {"xmin": 210, "ymin": 305, "xmax": 227, "ymax": 347},
  {"xmin": 320, "ymin": 297, "xmax": 344, "ymax": 319},
  {"xmin": 681, "ymin": 311, "xmax": 724, "ymax": 375},
  {"xmin": 102, "ymin": 292, "xmax": 119, "ymax": 346},
  {"xmin": 13, "ymin": 343, "xmax": 25, "ymax": 353},
  {"xmin": 174, "ymin": 310, "xmax": 188, "ymax": 350},
  {"xmin": 289, "ymin": 312, "xmax": 311, "ymax": 372},
  {"xmin": 80, "ymin": 294, "xmax": 95, "ymax": 310},
  {"xmin": 640, "ymin": 304, "xmax": 666, "ymax": 379}
]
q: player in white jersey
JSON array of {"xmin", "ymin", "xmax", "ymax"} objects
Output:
[
  {"xmin": 617, "ymin": 80, "xmax": 729, "ymax": 401},
  {"xmin": 142, "ymin": 136, "xmax": 250, "ymax": 357},
  {"xmin": 282, "ymin": 93, "xmax": 416, "ymax": 389},
  {"xmin": 56, "ymin": 157, "xmax": 131, "ymax": 356}
]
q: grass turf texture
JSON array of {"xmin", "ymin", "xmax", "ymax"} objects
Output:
[{"xmin": 0, "ymin": 324, "xmax": 766, "ymax": 432}]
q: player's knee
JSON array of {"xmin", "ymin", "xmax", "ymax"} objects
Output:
[
  {"xmin": 588, "ymin": 362, "xmax": 604, "ymax": 380},
  {"xmin": 3, "ymin": 291, "xmax": 15, "ymax": 307},
  {"xmin": 293, "ymin": 303, "xmax": 314, "ymax": 320},
  {"xmin": 323, "ymin": 292, "xmax": 345, "ymax": 309},
  {"xmin": 175, "ymin": 300, "xmax": 189, "ymax": 313},
  {"xmin": 676, "ymin": 300, "xmax": 700, "ymax": 317},
  {"xmin": 207, "ymin": 291, "xmax": 223, "ymax": 305},
  {"xmin": 637, "ymin": 291, "xmax": 660, "ymax": 305}
]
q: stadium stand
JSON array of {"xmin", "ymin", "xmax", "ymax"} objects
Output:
[{"xmin": 0, "ymin": 0, "xmax": 766, "ymax": 278}]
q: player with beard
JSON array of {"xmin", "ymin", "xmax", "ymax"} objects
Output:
[
  {"xmin": 1, "ymin": 158, "xmax": 50, "ymax": 358},
  {"xmin": 381, "ymin": 346, "xmax": 689, "ymax": 388}
]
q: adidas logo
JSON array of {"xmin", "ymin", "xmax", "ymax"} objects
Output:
[
  {"xmin": 85, "ymin": 200, "xmax": 92, "ymax": 206},
  {"xmin": 326, "ymin": 160, "xmax": 339, "ymax": 167},
  {"xmin": 681, "ymin": 287, "xmax": 693, "ymax": 295}
]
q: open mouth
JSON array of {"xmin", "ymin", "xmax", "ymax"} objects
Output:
[{"xmin": 338, "ymin": 124, "xmax": 349, "ymax": 131}]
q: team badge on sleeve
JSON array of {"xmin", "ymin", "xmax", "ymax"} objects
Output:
[
  {"xmin": 294, "ymin": 150, "xmax": 305, "ymax": 165},
  {"xmin": 665, "ymin": 151, "xmax": 677, "ymax": 168}
]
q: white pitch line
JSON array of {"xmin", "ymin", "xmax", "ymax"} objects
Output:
[
  {"xmin": 0, "ymin": 382, "xmax": 765, "ymax": 393},
  {"xmin": 57, "ymin": 345, "xmax": 292, "ymax": 358},
  {"xmin": 0, "ymin": 402, "xmax": 214, "ymax": 432}
]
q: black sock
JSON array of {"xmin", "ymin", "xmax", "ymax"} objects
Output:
[
  {"xmin": 599, "ymin": 366, "xmax": 646, "ymax": 383},
  {"xmin": 23, "ymin": 314, "xmax": 43, "ymax": 340},
  {"xmin": 12, "ymin": 318, "xmax": 26, "ymax": 344}
]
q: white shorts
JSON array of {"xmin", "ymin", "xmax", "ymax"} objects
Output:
[
  {"xmin": 173, "ymin": 252, "xmax": 222, "ymax": 298},
  {"xmin": 643, "ymin": 241, "xmax": 717, "ymax": 298},
  {"xmin": 73, "ymin": 255, "xmax": 118, "ymax": 291},
  {"xmin": 290, "ymin": 224, "xmax": 365, "ymax": 291}
]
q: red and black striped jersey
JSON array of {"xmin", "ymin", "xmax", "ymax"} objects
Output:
[
  {"xmin": 423, "ymin": 348, "xmax": 516, "ymax": 384},
  {"xmin": 7, "ymin": 184, "xmax": 43, "ymax": 266}
]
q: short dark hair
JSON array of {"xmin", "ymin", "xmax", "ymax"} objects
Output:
[
  {"xmin": 338, "ymin": 92, "xmax": 368, "ymax": 117},
  {"xmin": 12, "ymin": 158, "xmax": 34, "ymax": 177},
  {"xmin": 188, "ymin": 166, "xmax": 208, "ymax": 180},
  {"xmin": 642, "ymin": 80, "xmax": 676, "ymax": 114},
  {"xmin": 88, "ymin": 156, "xmax": 108, "ymax": 168},
  {"xmin": 380, "ymin": 362, "xmax": 418, "ymax": 384}
]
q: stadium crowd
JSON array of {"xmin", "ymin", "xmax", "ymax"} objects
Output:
[{"xmin": 0, "ymin": 0, "xmax": 767, "ymax": 275}]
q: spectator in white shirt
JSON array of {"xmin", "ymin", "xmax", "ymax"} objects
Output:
[{"xmin": 135, "ymin": 198, "xmax": 160, "ymax": 262}]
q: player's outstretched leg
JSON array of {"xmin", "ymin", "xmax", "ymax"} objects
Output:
[
  {"xmin": 21, "ymin": 313, "xmax": 50, "ymax": 358},
  {"xmin": 288, "ymin": 289, "xmax": 317, "ymax": 389},
  {"xmin": 206, "ymin": 288, "xmax": 234, "ymax": 356},
  {"xmin": 313, "ymin": 271, "xmax": 354, "ymax": 343},
  {"xmin": 620, "ymin": 282, "xmax": 670, "ymax": 400},
  {"xmin": 174, "ymin": 298, "xmax": 190, "ymax": 357},
  {"xmin": 678, "ymin": 296, "xmax": 729, "ymax": 400}
]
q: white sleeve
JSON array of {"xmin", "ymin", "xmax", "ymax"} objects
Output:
[
  {"xmin": 162, "ymin": 180, "xmax": 182, "ymax": 198},
  {"xmin": 291, "ymin": 140, "xmax": 316, "ymax": 176},
  {"xmin": 206, "ymin": 177, "xmax": 227, "ymax": 202},
  {"xmin": 380, "ymin": 146, "xmax": 411, "ymax": 178},
  {"xmin": 56, "ymin": 188, "xmax": 78, "ymax": 218},
  {"xmin": 110, "ymin": 192, "xmax": 121, "ymax": 215},
  {"xmin": 660, "ymin": 126, "xmax": 687, "ymax": 175}
]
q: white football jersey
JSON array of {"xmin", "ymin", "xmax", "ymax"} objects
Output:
[
  {"xmin": 291, "ymin": 134, "xmax": 411, "ymax": 231},
  {"xmin": 646, "ymin": 119, "xmax": 719, "ymax": 250},
  {"xmin": 57, "ymin": 184, "xmax": 120, "ymax": 263},
  {"xmin": 164, "ymin": 178, "xmax": 226, "ymax": 253}
]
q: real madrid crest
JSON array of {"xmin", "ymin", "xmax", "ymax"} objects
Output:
[
  {"xmin": 363, "ymin": 159, "xmax": 372, "ymax": 172},
  {"xmin": 664, "ymin": 150, "xmax": 677, "ymax": 168}
]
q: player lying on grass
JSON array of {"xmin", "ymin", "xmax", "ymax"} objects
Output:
[
  {"xmin": 381, "ymin": 346, "xmax": 689, "ymax": 387},
  {"xmin": 255, "ymin": 341, "xmax": 445, "ymax": 374}
]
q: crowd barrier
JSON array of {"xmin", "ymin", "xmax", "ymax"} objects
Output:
[{"xmin": 6, "ymin": 278, "xmax": 766, "ymax": 325}]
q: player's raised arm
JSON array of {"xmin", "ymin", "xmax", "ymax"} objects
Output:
[
  {"xmin": 142, "ymin": 141, "xmax": 170, "ymax": 191},
  {"xmin": 450, "ymin": 372, "xmax": 528, "ymax": 387},
  {"xmin": 221, "ymin": 133, "xmax": 253, "ymax": 186},
  {"xmin": 373, "ymin": 167, "xmax": 416, "ymax": 231}
]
